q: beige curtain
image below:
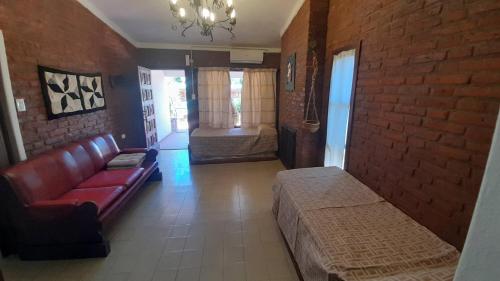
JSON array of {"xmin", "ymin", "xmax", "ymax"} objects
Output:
[
  {"xmin": 197, "ymin": 68, "xmax": 233, "ymax": 129},
  {"xmin": 241, "ymin": 69, "xmax": 276, "ymax": 128}
]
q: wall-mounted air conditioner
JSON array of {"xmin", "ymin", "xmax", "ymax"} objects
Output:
[{"xmin": 230, "ymin": 49, "xmax": 264, "ymax": 64}]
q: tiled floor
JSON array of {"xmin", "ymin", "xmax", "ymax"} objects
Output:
[
  {"xmin": 159, "ymin": 132, "xmax": 189, "ymax": 150},
  {"xmin": 0, "ymin": 150, "xmax": 299, "ymax": 281}
]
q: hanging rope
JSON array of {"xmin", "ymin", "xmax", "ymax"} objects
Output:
[{"xmin": 304, "ymin": 51, "xmax": 320, "ymax": 132}]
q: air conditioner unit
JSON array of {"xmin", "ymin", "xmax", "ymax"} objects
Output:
[{"xmin": 230, "ymin": 49, "xmax": 264, "ymax": 64}]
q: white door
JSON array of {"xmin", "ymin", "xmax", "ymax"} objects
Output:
[{"xmin": 324, "ymin": 49, "xmax": 356, "ymax": 169}]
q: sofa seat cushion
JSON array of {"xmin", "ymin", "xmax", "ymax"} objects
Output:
[
  {"xmin": 59, "ymin": 186, "xmax": 125, "ymax": 214},
  {"xmin": 77, "ymin": 168, "xmax": 144, "ymax": 189}
]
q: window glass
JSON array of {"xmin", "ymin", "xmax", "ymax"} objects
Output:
[{"xmin": 230, "ymin": 71, "xmax": 243, "ymax": 127}]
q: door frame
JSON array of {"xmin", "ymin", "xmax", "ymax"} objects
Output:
[
  {"xmin": 320, "ymin": 40, "xmax": 362, "ymax": 170},
  {"xmin": 0, "ymin": 30, "xmax": 26, "ymax": 162}
]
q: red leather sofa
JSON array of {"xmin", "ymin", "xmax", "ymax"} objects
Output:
[{"xmin": 0, "ymin": 133, "xmax": 161, "ymax": 260}]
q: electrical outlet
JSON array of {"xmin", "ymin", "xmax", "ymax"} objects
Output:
[{"xmin": 15, "ymin": 99, "xmax": 26, "ymax": 112}]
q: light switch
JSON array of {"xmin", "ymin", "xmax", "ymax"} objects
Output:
[
  {"xmin": 121, "ymin": 134, "xmax": 127, "ymax": 139},
  {"xmin": 15, "ymin": 98, "xmax": 26, "ymax": 112},
  {"xmin": 185, "ymin": 55, "xmax": 191, "ymax": 66}
]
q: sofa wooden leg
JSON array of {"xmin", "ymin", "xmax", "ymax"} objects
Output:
[
  {"xmin": 18, "ymin": 241, "xmax": 110, "ymax": 260},
  {"xmin": 148, "ymin": 167, "xmax": 163, "ymax": 181}
]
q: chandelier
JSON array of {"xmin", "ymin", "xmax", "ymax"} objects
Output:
[{"xmin": 169, "ymin": 0, "xmax": 237, "ymax": 41}]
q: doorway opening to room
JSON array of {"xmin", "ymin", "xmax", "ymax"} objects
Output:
[
  {"xmin": 324, "ymin": 48, "xmax": 358, "ymax": 169},
  {"xmin": 150, "ymin": 69, "xmax": 189, "ymax": 150}
]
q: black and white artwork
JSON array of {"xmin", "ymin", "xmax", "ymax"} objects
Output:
[
  {"xmin": 38, "ymin": 66, "xmax": 107, "ymax": 119},
  {"xmin": 38, "ymin": 66, "xmax": 84, "ymax": 119},
  {"xmin": 79, "ymin": 74, "xmax": 106, "ymax": 111}
]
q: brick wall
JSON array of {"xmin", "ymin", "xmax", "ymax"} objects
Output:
[
  {"xmin": 321, "ymin": 0, "xmax": 500, "ymax": 249},
  {"xmin": 279, "ymin": 0, "xmax": 329, "ymax": 168},
  {"xmin": 0, "ymin": 0, "xmax": 141, "ymax": 156}
]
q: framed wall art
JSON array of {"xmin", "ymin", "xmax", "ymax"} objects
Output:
[
  {"xmin": 79, "ymin": 73, "xmax": 106, "ymax": 112},
  {"xmin": 38, "ymin": 66, "xmax": 84, "ymax": 119},
  {"xmin": 38, "ymin": 66, "xmax": 107, "ymax": 119}
]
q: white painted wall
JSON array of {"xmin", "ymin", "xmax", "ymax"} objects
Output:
[
  {"xmin": 151, "ymin": 70, "xmax": 171, "ymax": 142},
  {"xmin": 455, "ymin": 109, "xmax": 500, "ymax": 281}
]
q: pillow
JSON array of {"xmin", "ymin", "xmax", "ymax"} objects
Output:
[{"xmin": 107, "ymin": 153, "xmax": 146, "ymax": 170}]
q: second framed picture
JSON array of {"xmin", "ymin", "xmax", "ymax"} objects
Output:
[{"xmin": 79, "ymin": 74, "xmax": 106, "ymax": 112}]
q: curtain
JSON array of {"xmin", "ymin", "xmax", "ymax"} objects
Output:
[
  {"xmin": 325, "ymin": 50, "xmax": 356, "ymax": 169},
  {"xmin": 197, "ymin": 68, "xmax": 233, "ymax": 129},
  {"xmin": 241, "ymin": 69, "xmax": 276, "ymax": 128}
]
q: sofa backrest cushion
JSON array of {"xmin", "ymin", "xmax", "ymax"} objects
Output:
[
  {"xmin": 2, "ymin": 151, "xmax": 77, "ymax": 204},
  {"xmin": 64, "ymin": 143, "xmax": 95, "ymax": 180},
  {"xmin": 102, "ymin": 134, "xmax": 120, "ymax": 155},
  {"xmin": 79, "ymin": 134, "xmax": 120, "ymax": 171},
  {"xmin": 79, "ymin": 138, "xmax": 107, "ymax": 171}
]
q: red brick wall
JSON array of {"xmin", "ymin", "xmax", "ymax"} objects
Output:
[
  {"xmin": 0, "ymin": 0, "xmax": 141, "ymax": 156},
  {"xmin": 322, "ymin": 0, "xmax": 500, "ymax": 248},
  {"xmin": 279, "ymin": 0, "xmax": 329, "ymax": 168}
]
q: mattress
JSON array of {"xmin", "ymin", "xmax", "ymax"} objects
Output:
[
  {"xmin": 272, "ymin": 167, "xmax": 384, "ymax": 251},
  {"xmin": 295, "ymin": 203, "xmax": 459, "ymax": 281},
  {"xmin": 272, "ymin": 167, "xmax": 460, "ymax": 281},
  {"xmin": 190, "ymin": 126, "xmax": 277, "ymax": 161}
]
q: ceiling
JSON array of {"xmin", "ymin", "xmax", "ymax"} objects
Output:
[{"xmin": 78, "ymin": 0, "xmax": 304, "ymax": 51}]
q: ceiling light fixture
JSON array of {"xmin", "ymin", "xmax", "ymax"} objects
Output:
[{"xmin": 169, "ymin": 0, "xmax": 237, "ymax": 41}]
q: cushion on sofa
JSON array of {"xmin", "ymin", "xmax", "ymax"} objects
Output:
[
  {"xmin": 101, "ymin": 134, "xmax": 121, "ymax": 155},
  {"xmin": 50, "ymin": 149, "xmax": 86, "ymax": 186},
  {"xmin": 58, "ymin": 186, "xmax": 125, "ymax": 214},
  {"xmin": 64, "ymin": 143, "xmax": 96, "ymax": 180},
  {"xmin": 107, "ymin": 153, "xmax": 146, "ymax": 169},
  {"xmin": 79, "ymin": 139, "xmax": 108, "ymax": 171},
  {"xmin": 2, "ymin": 152, "xmax": 76, "ymax": 204},
  {"xmin": 89, "ymin": 135, "xmax": 119, "ymax": 163},
  {"xmin": 77, "ymin": 168, "xmax": 144, "ymax": 189}
]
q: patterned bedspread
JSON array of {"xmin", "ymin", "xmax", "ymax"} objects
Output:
[
  {"xmin": 190, "ymin": 127, "xmax": 277, "ymax": 161},
  {"xmin": 272, "ymin": 167, "xmax": 384, "ymax": 251},
  {"xmin": 272, "ymin": 167, "xmax": 459, "ymax": 281}
]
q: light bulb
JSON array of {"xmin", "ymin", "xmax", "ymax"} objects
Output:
[
  {"xmin": 179, "ymin": 7, "xmax": 186, "ymax": 17},
  {"xmin": 210, "ymin": 12, "xmax": 215, "ymax": 22},
  {"xmin": 202, "ymin": 8, "xmax": 210, "ymax": 19},
  {"xmin": 230, "ymin": 9, "xmax": 236, "ymax": 18},
  {"xmin": 227, "ymin": 0, "xmax": 233, "ymax": 7},
  {"xmin": 170, "ymin": 0, "xmax": 177, "ymax": 4}
]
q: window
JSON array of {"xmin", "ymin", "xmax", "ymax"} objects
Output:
[
  {"xmin": 324, "ymin": 49, "xmax": 356, "ymax": 169},
  {"xmin": 230, "ymin": 71, "xmax": 243, "ymax": 127}
]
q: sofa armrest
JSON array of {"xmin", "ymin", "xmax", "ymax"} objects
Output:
[
  {"xmin": 120, "ymin": 147, "xmax": 158, "ymax": 162},
  {"xmin": 27, "ymin": 200, "xmax": 98, "ymax": 221}
]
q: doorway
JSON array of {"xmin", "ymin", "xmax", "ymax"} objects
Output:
[
  {"xmin": 151, "ymin": 70, "xmax": 189, "ymax": 150},
  {"xmin": 324, "ymin": 49, "xmax": 357, "ymax": 169}
]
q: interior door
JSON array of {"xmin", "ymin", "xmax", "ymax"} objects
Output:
[
  {"xmin": 324, "ymin": 49, "xmax": 357, "ymax": 169},
  {"xmin": 185, "ymin": 68, "xmax": 198, "ymax": 135},
  {"xmin": 138, "ymin": 66, "xmax": 158, "ymax": 148}
]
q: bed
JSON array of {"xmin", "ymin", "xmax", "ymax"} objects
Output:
[
  {"xmin": 272, "ymin": 167, "xmax": 460, "ymax": 281},
  {"xmin": 189, "ymin": 125, "xmax": 278, "ymax": 163}
]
